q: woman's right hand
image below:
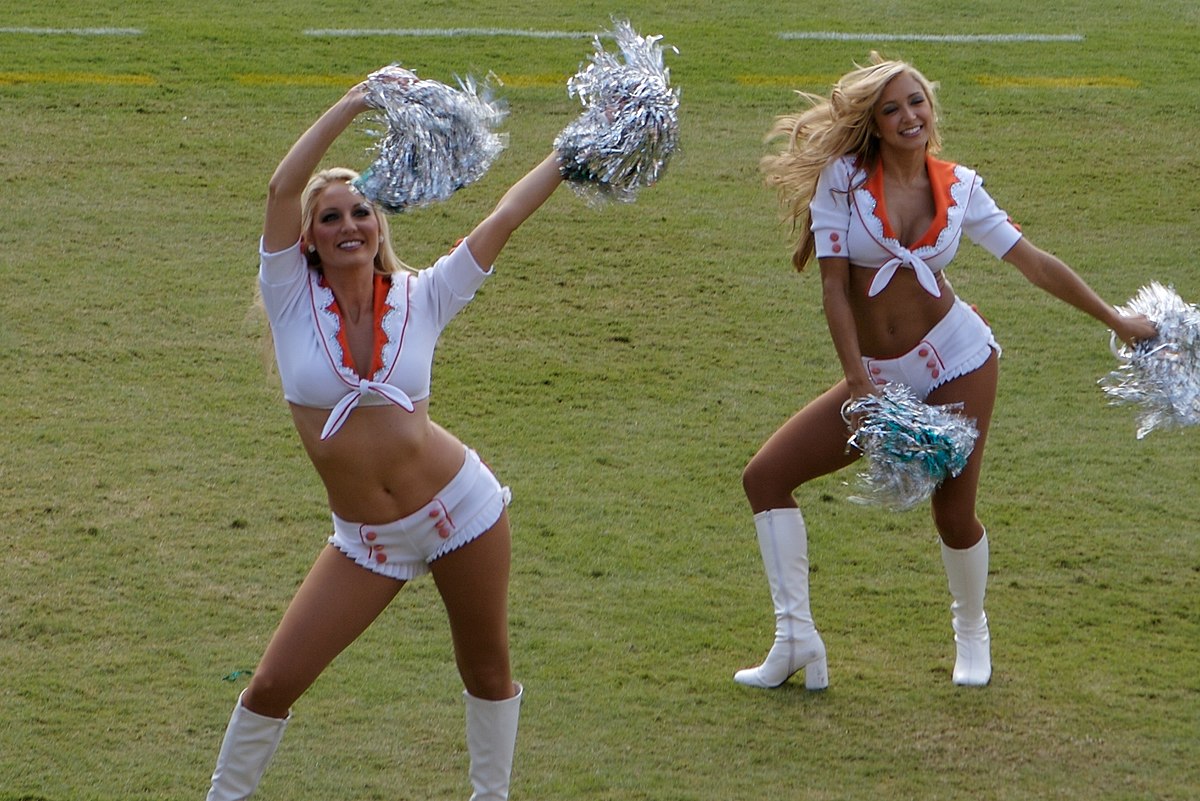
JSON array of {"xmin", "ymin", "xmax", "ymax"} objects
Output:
[
  {"xmin": 843, "ymin": 375, "xmax": 880, "ymax": 432},
  {"xmin": 343, "ymin": 81, "xmax": 372, "ymax": 114},
  {"xmin": 1111, "ymin": 312, "xmax": 1158, "ymax": 348}
]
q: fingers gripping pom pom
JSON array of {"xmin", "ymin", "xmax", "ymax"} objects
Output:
[
  {"xmin": 843, "ymin": 384, "xmax": 980, "ymax": 511},
  {"xmin": 1100, "ymin": 282, "xmax": 1200, "ymax": 439},
  {"xmin": 554, "ymin": 19, "xmax": 680, "ymax": 204},
  {"xmin": 354, "ymin": 65, "xmax": 508, "ymax": 213}
]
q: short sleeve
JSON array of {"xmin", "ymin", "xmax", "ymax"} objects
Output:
[
  {"xmin": 417, "ymin": 237, "xmax": 493, "ymax": 329},
  {"xmin": 258, "ymin": 238, "xmax": 309, "ymax": 324},
  {"xmin": 810, "ymin": 157, "xmax": 855, "ymax": 259},
  {"xmin": 962, "ymin": 174, "xmax": 1023, "ymax": 259}
]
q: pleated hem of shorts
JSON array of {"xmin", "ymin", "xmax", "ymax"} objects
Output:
[{"xmin": 930, "ymin": 340, "xmax": 999, "ymax": 395}]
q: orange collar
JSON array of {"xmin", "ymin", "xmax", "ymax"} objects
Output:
[
  {"xmin": 863, "ymin": 156, "xmax": 960, "ymax": 251},
  {"xmin": 320, "ymin": 272, "xmax": 394, "ymax": 378}
]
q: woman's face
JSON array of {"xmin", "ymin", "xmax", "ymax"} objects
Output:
[
  {"xmin": 305, "ymin": 181, "xmax": 381, "ymax": 269},
  {"xmin": 872, "ymin": 72, "xmax": 933, "ymax": 154}
]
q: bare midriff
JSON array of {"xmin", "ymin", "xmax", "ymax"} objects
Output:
[
  {"xmin": 847, "ymin": 265, "xmax": 957, "ymax": 358},
  {"xmin": 289, "ymin": 399, "xmax": 467, "ymax": 524}
]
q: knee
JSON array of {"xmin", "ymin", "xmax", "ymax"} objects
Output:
[
  {"xmin": 242, "ymin": 671, "xmax": 301, "ymax": 719},
  {"xmin": 460, "ymin": 661, "xmax": 515, "ymax": 701},
  {"xmin": 742, "ymin": 458, "xmax": 790, "ymax": 512},
  {"xmin": 932, "ymin": 508, "xmax": 983, "ymax": 549}
]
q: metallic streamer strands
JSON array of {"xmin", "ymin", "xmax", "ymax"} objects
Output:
[
  {"xmin": 843, "ymin": 383, "xmax": 980, "ymax": 511},
  {"xmin": 1100, "ymin": 281, "xmax": 1200, "ymax": 439},
  {"xmin": 555, "ymin": 19, "xmax": 680, "ymax": 204},
  {"xmin": 354, "ymin": 65, "xmax": 508, "ymax": 213}
]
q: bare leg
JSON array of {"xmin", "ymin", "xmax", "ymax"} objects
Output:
[
  {"xmin": 926, "ymin": 352, "xmax": 999, "ymax": 685},
  {"xmin": 927, "ymin": 352, "xmax": 999, "ymax": 548},
  {"xmin": 742, "ymin": 380, "xmax": 861, "ymax": 512},
  {"xmin": 242, "ymin": 545, "xmax": 406, "ymax": 718},
  {"xmin": 432, "ymin": 514, "xmax": 520, "ymax": 801},
  {"xmin": 735, "ymin": 381, "xmax": 856, "ymax": 689},
  {"xmin": 430, "ymin": 512, "xmax": 515, "ymax": 701}
]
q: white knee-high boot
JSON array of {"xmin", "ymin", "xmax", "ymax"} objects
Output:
[
  {"xmin": 464, "ymin": 683, "xmax": 522, "ymax": 801},
  {"xmin": 206, "ymin": 691, "xmax": 290, "ymax": 801},
  {"xmin": 941, "ymin": 532, "xmax": 992, "ymax": 686},
  {"xmin": 734, "ymin": 508, "xmax": 828, "ymax": 690}
]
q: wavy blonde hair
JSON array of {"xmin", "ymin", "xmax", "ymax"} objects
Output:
[
  {"xmin": 761, "ymin": 52, "xmax": 941, "ymax": 270},
  {"xmin": 300, "ymin": 167, "xmax": 409, "ymax": 275}
]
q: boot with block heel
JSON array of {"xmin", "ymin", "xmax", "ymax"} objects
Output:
[
  {"xmin": 734, "ymin": 508, "xmax": 828, "ymax": 690},
  {"xmin": 941, "ymin": 533, "xmax": 992, "ymax": 687}
]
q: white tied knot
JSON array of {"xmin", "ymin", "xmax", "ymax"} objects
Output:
[
  {"xmin": 869, "ymin": 248, "xmax": 942, "ymax": 298},
  {"xmin": 321, "ymin": 379, "xmax": 415, "ymax": 440}
]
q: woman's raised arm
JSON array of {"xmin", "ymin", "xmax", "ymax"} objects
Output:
[
  {"xmin": 462, "ymin": 153, "xmax": 565, "ymax": 270},
  {"xmin": 262, "ymin": 83, "xmax": 371, "ymax": 253}
]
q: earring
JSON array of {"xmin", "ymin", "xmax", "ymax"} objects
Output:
[{"xmin": 306, "ymin": 244, "xmax": 316, "ymax": 253}]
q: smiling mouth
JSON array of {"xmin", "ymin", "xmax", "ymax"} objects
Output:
[{"xmin": 338, "ymin": 239, "xmax": 365, "ymax": 250}]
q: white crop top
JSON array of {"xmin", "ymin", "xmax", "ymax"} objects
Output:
[
  {"xmin": 258, "ymin": 238, "xmax": 491, "ymax": 440},
  {"xmin": 810, "ymin": 154, "xmax": 1023, "ymax": 297}
]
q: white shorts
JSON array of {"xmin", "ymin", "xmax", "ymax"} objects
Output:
[
  {"xmin": 329, "ymin": 448, "xmax": 511, "ymax": 581},
  {"xmin": 862, "ymin": 298, "xmax": 1000, "ymax": 401}
]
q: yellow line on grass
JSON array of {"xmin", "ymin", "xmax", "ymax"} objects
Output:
[{"xmin": 0, "ymin": 71, "xmax": 156, "ymax": 86}]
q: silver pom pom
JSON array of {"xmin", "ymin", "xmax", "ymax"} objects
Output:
[
  {"xmin": 1100, "ymin": 282, "xmax": 1200, "ymax": 438},
  {"xmin": 354, "ymin": 65, "xmax": 508, "ymax": 213},
  {"xmin": 843, "ymin": 383, "xmax": 980, "ymax": 511},
  {"xmin": 554, "ymin": 19, "xmax": 680, "ymax": 204}
]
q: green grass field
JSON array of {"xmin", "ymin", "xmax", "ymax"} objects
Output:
[{"xmin": 2, "ymin": 1, "xmax": 1198, "ymax": 799}]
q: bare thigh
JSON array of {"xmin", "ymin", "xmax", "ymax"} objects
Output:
[
  {"xmin": 926, "ymin": 351, "xmax": 999, "ymax": 547},
  {"xmin": 743, "ymin": 381, "xmax": 861, "ymax": 513},
  {"xmin": 243, "ymin": 545, "xmax": 406, "ymax": 718},
  {"xmin": 430, "ymin": 511, "xmax": 514, "ymax": 701}
]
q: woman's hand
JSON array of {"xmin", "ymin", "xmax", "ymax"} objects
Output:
[
  {"xmin": 842, "ymin": 375, "xmax": 880, "ymax": 433},
  {"xmin": 343, "ymin": 81, "xmax": 372, "ymax": 115},
  {"xmin": 1112, "ymin": 312, "xmax": 1158, "ymax": 347}
]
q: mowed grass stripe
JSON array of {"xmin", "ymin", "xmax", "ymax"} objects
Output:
[
  {"xmin": 304, "ymin": 27, "xmax": 600, "ymax": 39},
  {"xmin": 737, "ymin": 74, "xmax": 1137, "ymax": 89},
  {"xmin": 237, "ymin": 72, "xmax": 568, "ymax": 88},
  {"xmin": 0, "ymin": 26, "xmax": 142, "ymax": 35},
  {"xmin": 0, "ymin": 71, "xmax": 1135, "ymax": 90},
  {"xmin": 779, "ymin": 31, "xmax": 1084, "ymax": 43}
]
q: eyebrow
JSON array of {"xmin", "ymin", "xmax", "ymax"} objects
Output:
[
  {"xmin": 882, "ymin": 92, "xmax": 924, "ymax": 106},
  {"xmin": 318, "ymin": 202, "xmax": 371, "ymax": 216}
]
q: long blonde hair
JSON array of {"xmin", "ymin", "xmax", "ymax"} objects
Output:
[{"xmin": 761, "ymin": 53, "xmax": 941, "ymax": 270}]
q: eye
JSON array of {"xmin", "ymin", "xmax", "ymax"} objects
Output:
[
  {"xmin": 352, "ymin": 206, "xmax": 372, "ymax": 218},
  {"xmin": 319, "ymin": 211, "xmax": 339, "ymax": 224}
]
